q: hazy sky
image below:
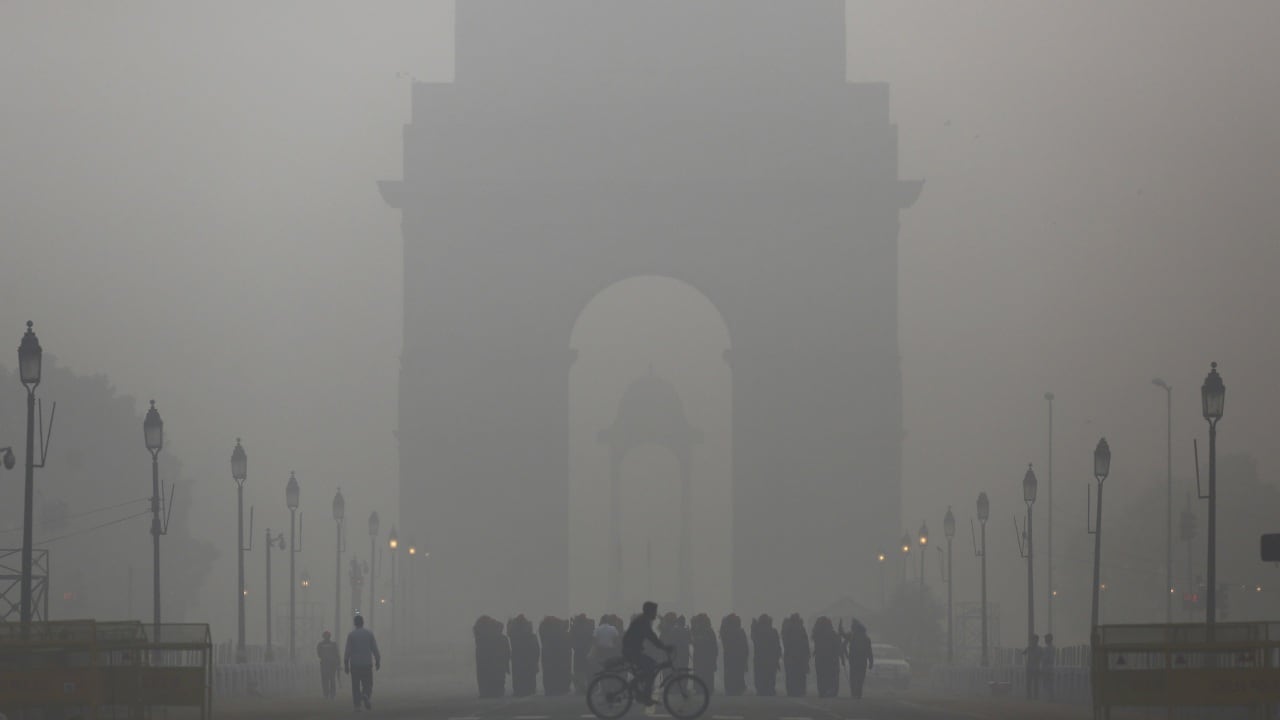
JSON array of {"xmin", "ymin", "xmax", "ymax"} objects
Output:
[{"xmin": 2, "ymin": 1, "xmax": 1278, "ymax": 643}]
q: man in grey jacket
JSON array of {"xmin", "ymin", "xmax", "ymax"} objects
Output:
[{"xmin": 344, "ymin": 614, "xmax": 382, "ymax": 710}]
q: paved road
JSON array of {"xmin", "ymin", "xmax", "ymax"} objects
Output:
[{"xmin": 218, "ymin": 685, "xmax": 1096, "ymax": 720}]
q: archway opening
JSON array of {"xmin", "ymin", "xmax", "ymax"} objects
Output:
[{"xmin": 569, "ymin": 276, "xmax": 731, "ymax": 617}]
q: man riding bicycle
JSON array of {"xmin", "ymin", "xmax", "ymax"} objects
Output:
[{"xmin": 623, "ymin": 601, "xmax": 674, "ymax": 705}]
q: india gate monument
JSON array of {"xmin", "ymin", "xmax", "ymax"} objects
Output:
[{"xmin": 380, "ymin": 0, "xmax": 920, "ymax": 636}]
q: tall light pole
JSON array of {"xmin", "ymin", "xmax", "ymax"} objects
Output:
[
  {"xmin": 1201, "ymin": 363, "xmax": 1225, "ymax": 626},
  {"xmin": 1019, "ymin": 464, "xmax": 1038, "ymax": 644},
  {"xmin": 1153, "ymin": 378, "xmax": 1173, "ymax": 624},
  {"xmin": 1044, "ymin": 392, "xmax": 1054, "ymax": 635},
  {"xmin": 388, "ymin": 528, "xmax": 399, "ymax": 639},
  {"xmin": 286, "ymin": 471, "xmax": 301, "ymax": 661},
  {"xmin": 1089, "ymin": 438, "xmax": 1111, "ymax": 635},
  {"xmin": 143, "ymin": 400, "xmax": 165, "ymax": 635},
  {"xmin": 900, "ymin": 532, "xmax": 911, "ymax": 586},
  {"xmin": 333, "ymin": 489, "xmax": 345, "ymax": 636},
  {"xmin": 18, "ymin": 321, "xmax": 42, "ymax": 627},
  {"xmin": 264, "ymin": 529, "xmax": 285, "ymax": 661},
  {"xmin": 368, "ymin": 512, "xmax": 380, "ymax": 628},
  {"xmin": 876, "ymin": 549, "xmax": 886, "ymax": 610},
  {"xmin": 943, "ymin": 507, "xmax": 955, "ymax": 665},
  {"xmin": 918, "ymin": 522, "xmax": 929, "ymax": 590},
  {"xmin": 231, "ymin": 440, "xmax": 249, "ymax": 663},
  {"xmin": 407, "ymin": 540, "xmax": 418, "ymax": 646},
  {"xmin": 975, "ymin": 492, "xmax": 990, "ymax": 667}
]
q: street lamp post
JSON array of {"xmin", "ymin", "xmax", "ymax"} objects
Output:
[
  {"xmin": 1180, "ymin": 494, "xmax": 1197, "ymax": 621},
  {"xmin": 900, "ymin": 532, "xmax": 911, "ymax": 586},
  {"xmin": 143, "ymin": 400, "xmax": 165, "ymax": 635},
  {"xmin": 18, "ymin": 322, "xmax": 42, "ymax": 627},
  {"xmin": 944, "ymin": 507, "xmax": 955, "ymax": 664},
  {"xmin": 918, "ymin": 523, "xmax": 929, "ymax": 590},
  {"xmin": 1201, "ymin": 363, "xmax": 1225, "ymax": 626},
  {"xmin": 333, "ymin": 489, "xmax": 345, "ymax": 636},
  {"xmin": 407, "ymin": 540, "xmax": 417, "ymax": 646},
  {"xmin": 286, "ymin": 471, "xmax": 301, "ymax": 662},
  {"xmin": 388, "ymin": 528, "xmax": 398, "ymax": 639},
  {"xmin": 975, "ymin": 492, "xmax": 990, "ymax": 667},
  {"xmin": 1019, "ymin": 465, "xmax": 1038, "ymax": 645},
  {"xmin": 876, "ymin": 549, "xmax": 886, "ymax": 610},
  {"xmin": 231, "ymin": 440, "xmax": 250, "ymax": 663},
  {"xmin": 368, "ymin": 512, "xmax": 380, "ymax": 628},
  {"xmin": 264, "ymin": 529, "xmax": 285, "ymax": 661},
  {"xmin": 1153, "ymin": 379, "xmax": 1173, "ymax": 624},
  {"xmin": 1089, "ymin": 438, "xmax": 1112, "ymax": 635},
  {"xmin": 1044, "ymin": 392, "xmax": 1054, "ymax": 635}
]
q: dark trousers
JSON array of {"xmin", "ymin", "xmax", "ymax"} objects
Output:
[
  {"xmin": 1025, "ymin": 669, "xmax": 1039, "ymax": 700},
  {"xmin": 627, "ymin": 653, "xmax": 658, "ymax": 700},
  {"xmin": 351, "ymin": 666, "xmax": 374, "ymax": 707},
  {"xmin": 849, "ymin": 668, "xmax": 866, "ymax": 699},
  {"xmin": 321, "ymin": 666, "xmax": 337, "ymax": 699}
]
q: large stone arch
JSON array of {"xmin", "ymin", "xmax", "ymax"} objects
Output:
[{"xmin": 382, "ymin": 0, "xmax": 920, "ymax": 637}]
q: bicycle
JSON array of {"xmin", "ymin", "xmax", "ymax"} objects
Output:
[{"xmin": 587, "ymin": 648, "xmax": 710, "ymax": 720}]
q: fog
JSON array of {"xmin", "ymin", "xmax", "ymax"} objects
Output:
[{"xmin": 1, "ymin": 0, "xmax": 1278, "ymax": 655}]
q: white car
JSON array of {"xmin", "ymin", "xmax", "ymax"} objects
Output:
[{"xmin": 867, "ymin": 643, "xmax": 911, "ymax": 689}]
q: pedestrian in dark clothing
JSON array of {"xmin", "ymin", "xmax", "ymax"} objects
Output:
[
  {"xmin": 751, "ymin": 614, "xmax": 780, "ymax": 696},
  {"xmin": 811, "ymin": 617, "xmax": 842, "ymax": 698},
  {"xmin": 1041, "ymin": 633, "xmax": 1056, "ymax": 701},
  {"xmin": 343, "ymin": 615, "xmax": 381, "ymax": 711},
  {"xmin": 781, "ymin": 614, "xmax": 810, "ymax": 697},
  {"xmin": 316, "ymin": 631, "xmax": 340, "ymax": 700},
  {"xmin": 1023, "ymin": 634, "xmax": 1041, "ymax": 700},
  {"xmin": 844, "ymin": 620, "xmax": 873, "ymax": 699},
  {"xmin": 691, "ymin": 614, "xmax": 719, "ymax": 695},
  {"xmin": 623, "ymin": 602, "xmax": 675, "ymax": 706},
  {"xmin": 673, "ymin": 616, "xmax": 692, "ymax": 671},
  {"xmin": 570, "ymin": 614, "xmax": 596, "ymax": 695},
  {"xmin": 540, "ymin": 616, "xmax": 572, "ymax": 696},
  {"xmin": 508, "ymin": 615, "xmax": 540, "ymax": 697},
  {"xmin": 720, "ymin": 614, "xmax": 748, "ymax": 696},
  {"xmin": 473, "ymin": 616, "xmax": 509, "ymax": 698}
]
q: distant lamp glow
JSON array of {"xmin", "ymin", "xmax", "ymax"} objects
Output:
[
  {"xmin": 877, "ymin": 551, "xmax": 886, "ymax": 563},
  {"xmin": 918, "ymin": 522, "xmax": 929, "ymax": 547},
  {"xmin": 901, "ymin": 532, "xmax": 911, "ymax": 554},
  {"xmin": 388, "ymin": 527, "xmax": 398, "ymax": 550}
]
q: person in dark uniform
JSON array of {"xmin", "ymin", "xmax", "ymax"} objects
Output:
[
  {"xmin": 540, "ymin": 616, "xmax": 572, "ymax": 696},
  {"xmin": 623, "ymin": 601, "xmax": 674, "ymax": 706},
  {"xmin": 811, "ymin": 617, "xmax": 841, "ymax": 698},
  {"xmin": 690, "ymin": 614, "xmax": 719, "ymax": 694},
  {"xmin": 570, "ymin": 614, "xmax": 596, "ymax": 695},
  {"xmin": 672, "ymin": 616, "xmax": 692, "ymax": 672},
  {"xmin": 781, "ymin": 614, "xmax": 809, "ymax": 697},
  {"xmin": 316, "ymin": 630, "xmax": 340, "ymax": 700},
  {"xmin": 508, "ymin": 615, "xmax": 540, "ymax": 697},
  {"xmin": 844, "ymin": 619, "xmax": 873, "ymax": 699},
  {"xmin": 751, "ymin": 614, "xmax": 780, "ymax": 696},
  {"xmin": 720, "ymin": 614, "xmax": 748, "ymax": 696}
]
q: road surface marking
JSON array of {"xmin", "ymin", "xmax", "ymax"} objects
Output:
[
  {"xmin": 780, "ymin": 716, "xmax": 813, "ymax": 720},
  {"xmin": 513, "ymin": 716, "xmax": 550, "ymax": 719},
  {"xmin": 711, "ymin": 715, "xmax": 744, "ymax": 719}
]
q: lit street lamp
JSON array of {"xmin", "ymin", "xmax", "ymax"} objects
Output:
[
  {"xmin": 333, "ymin": 489, "xmax": 345, "ymax": 636},
  {"xmin": 876, "ymin": 549, "xmax": 886, "ymax": 610},
  {"xmin": 264, "ymin": 529, "xmax": 285, "ymax": 661},
  {"xmin": 388, "ymin": 528, "xmax": 398, "ymax": 638},
  {"xmin": 1153, "ymin": 378, "xmax": 1173, "ymax": 624},
  {"xmin": 368, "ymin": 512, "xmax": 380, "ymax": 628},
  {"xmin": 286, "ymin": 471, "xmax": 302, "ymax": 661},
  {"xmin": 900, "ymin": 532, "xmax": 911, "ymax": 586},
  {"xmin": 143, "ymin": 400, "xmax": 166, "ymax": 635},
  {"xmin": 1202, "ymin": 363, "xmax": 1225, "ymax": 626},
  {"xmin": 975, "ymin": 492, "xmax": 990, "ymax": 666},
  {"xmin": 1089, "ymin": 438, "xmax": 1111, "ymax": 635},
  {"xmin": 231, "ymin": 440, "xmax": 251, "ymax": 663},
  {"xmin": 18, "ymin": 321, "xmax": 42, "ymax": 627},
  {"xmin": 918, "ymin": 522, "xmax": 929, "ymax": 590},
  {"xmin": 943, "ymin": 507, "xmax": 955, "ymax": 664}
]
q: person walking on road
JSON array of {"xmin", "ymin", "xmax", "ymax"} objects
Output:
[
  {"xmin": 344, "ymin": 614, "xmax": 381, "ymax": 711},
  {"xmin": 844, "ymin": 620, "xmax": 873, "ymax": 700},
  {"xmin": 317, "ymin": 631, "xmax": 341, "ymax": 700}
]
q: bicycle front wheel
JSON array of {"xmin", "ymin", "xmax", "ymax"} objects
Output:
[
  {"xmin": 586, "ymin": 673, "xmax": 633, "ymax": 720},
  {"xmin": 662, "ymin": 672, "xmax": 710, "ymax": 720}
]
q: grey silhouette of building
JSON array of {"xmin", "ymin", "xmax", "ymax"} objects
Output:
[{"xmin": 381, "ymin": 0, "xmax": 920, "ymax": 635}]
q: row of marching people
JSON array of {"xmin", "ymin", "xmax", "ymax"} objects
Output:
[{"xmin": 473, "ymin": 612, "xmax": 874, "ymax": 699}]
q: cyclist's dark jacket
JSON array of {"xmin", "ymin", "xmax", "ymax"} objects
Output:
[{"xmin": 623, "ymin": 615, "xmax": 661, "ymax": 658}]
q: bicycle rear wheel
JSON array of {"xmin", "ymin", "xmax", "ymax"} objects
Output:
[
  {"xmin": 662, "ymin": 672, "xmax": 710, "ymax": 720},
  {"xmin": 586, "ymin": 673, "xmax": 633, "ymax": 720}
]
